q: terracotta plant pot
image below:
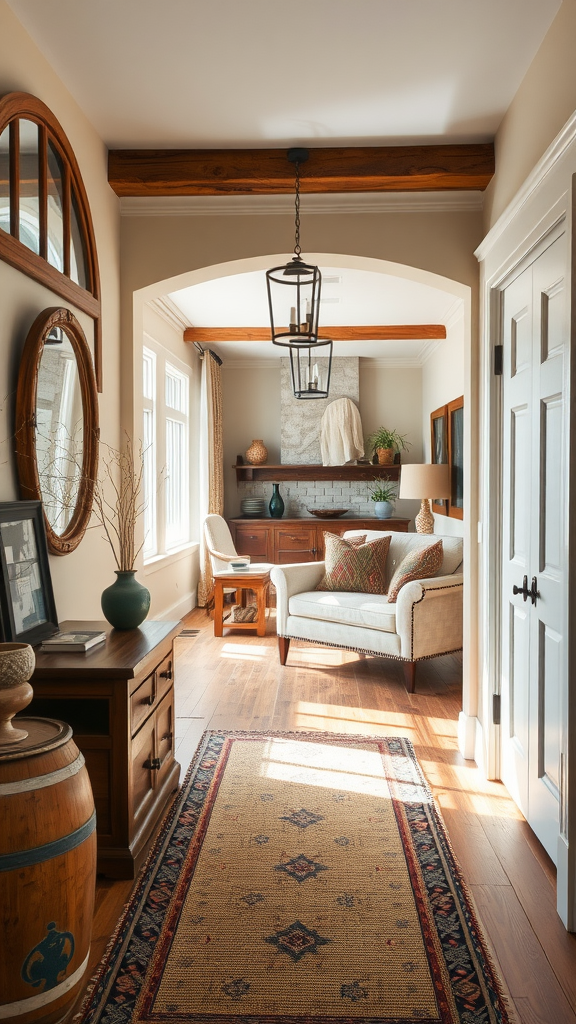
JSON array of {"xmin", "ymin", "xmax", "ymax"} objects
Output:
[
  {"xmin": 245, "ymin": 439, "xmax": 268, "ymax": 465},
  {"xmin": 376, "ymin": 447, "xmax": 395, "ymax": 465}
]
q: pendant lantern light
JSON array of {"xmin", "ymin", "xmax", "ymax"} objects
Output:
[
  {"xmin": 289, "ymin": 339, "xmax": 333, "ymax": 400},
  {"xmin": 266, "ymin": 148, "xmax": 332, "ymax": 399}
]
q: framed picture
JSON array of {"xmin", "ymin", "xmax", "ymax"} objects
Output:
[
  {"xmin": 448, "ymin": 396, "xmax": 464, "ymax": 520},
  {"xmin": 430, "ymin": 405, "xmax": 449, "ymax": 515},
  {"xmin": 0, "ymin": 501, "xmax": 59, "ymax": 644}
]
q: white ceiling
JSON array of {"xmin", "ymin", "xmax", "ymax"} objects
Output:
[
  {"xmin": 167, "ymin": 266, "xmax": 461, "ymax": 364},
  {"xmin": 7, "ymin": 0, "xmax": 561, "ymax": 149},
  {"xmin": 8, "ymin": 0, "xmax": 561, "ymax": 362}
]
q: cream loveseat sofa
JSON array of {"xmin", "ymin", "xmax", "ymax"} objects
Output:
[{"xmin": 270, "ymin": 530, "xmax": 463, "ymax": 692}]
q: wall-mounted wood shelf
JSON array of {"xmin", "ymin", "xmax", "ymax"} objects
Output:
[{"xmin": 233, "ymin": 463, "xmax": 401, "ymax": 482}]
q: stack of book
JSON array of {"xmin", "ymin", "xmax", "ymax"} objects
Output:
[{"xmin": 39, "ymin": 630, "xmax": 107, "ymax": 653}]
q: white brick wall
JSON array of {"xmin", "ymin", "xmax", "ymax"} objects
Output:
[{"xmin": 237, "ymin": 479, "xmax": 380, "ymax": 518}]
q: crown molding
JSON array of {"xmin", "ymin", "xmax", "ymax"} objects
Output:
[
  {"xmin": 147, "ymin": 296, "xmax": 192, "ymax": 331},
  {"xmin": 476, "ymin": 109, "xmax": 576, "ymax": 262},
  {"xmin": 121, "ymin": 191, "xmax": 484, "ymax": 218}
]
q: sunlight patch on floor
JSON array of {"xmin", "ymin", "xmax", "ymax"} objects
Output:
[
  {"xmin": 259, "ymin": 737, "xmax": 430, "ymax": 801},
  {"xmin": 220, "ymin": 642, "xmax": 271, "ymax": 662},
  {"xmin": 295, "ymin": 700, "xmax": 418, "ymax": 733},
  {"xmin": 288, "ymin": 646, "xmax": 361, "ymax": 667}
]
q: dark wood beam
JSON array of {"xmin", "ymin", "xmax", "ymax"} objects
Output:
[
  {"xmin": 184, "ymin": 325, "xmax": 446, "ymax": 343},
  {"xmin": 109, "ymin": 144, "xmax": 494, "ymax": 197}
]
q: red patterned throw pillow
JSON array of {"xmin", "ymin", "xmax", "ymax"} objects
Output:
[
  {"xmin": 387, "ymin": 540, "xmax": 444, "ymax": 603},
  {"xmin": 316, "ymin": 533, "xmax": 391, "ymax": 594}
]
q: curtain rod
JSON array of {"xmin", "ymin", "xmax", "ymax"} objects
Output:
[{"xmin": 193, "ymin": 342, "xmax": 222, "ymax": 366}]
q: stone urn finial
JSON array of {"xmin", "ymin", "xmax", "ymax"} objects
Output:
[{"xmin": 0, "ymin": 643, "xmax": 36, "ymax": 745}]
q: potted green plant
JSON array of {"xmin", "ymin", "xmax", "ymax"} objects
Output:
[
  {"xmin": 366, "ymin": 427, "xmax": 411, "ymax": 466},
  {"xmin": 368, "ymin": 478, "xmax": 397, "ymax": 519}
]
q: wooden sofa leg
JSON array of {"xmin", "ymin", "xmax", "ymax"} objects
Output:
[
  {"xmin": 403, "ymin": 661, "xmax": 416, "ymax": 693},
  {"xmin": 278, "ymin": 636, "xmax": 291, "ymax": 665}
]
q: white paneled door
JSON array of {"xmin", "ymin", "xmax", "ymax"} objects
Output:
[{"xmin": 501, "ymin": 232, "xmax": 568, "ymax": 870}]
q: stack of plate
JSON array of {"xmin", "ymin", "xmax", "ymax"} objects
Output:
[{"xmin": 240, "ymin": 498, "xmax": 266, "ymax": 518}]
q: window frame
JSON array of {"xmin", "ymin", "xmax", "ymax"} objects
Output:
[{"xmin": 142, "ymin": 336, "xmax": 192, "ymax": 565}]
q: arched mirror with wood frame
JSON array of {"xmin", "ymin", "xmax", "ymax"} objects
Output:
[{"xmin": 16, "ymin": 307, "xmax": 99, "ymax": 555}]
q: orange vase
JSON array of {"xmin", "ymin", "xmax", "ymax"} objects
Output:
[{"xmin": 245, "ymin": 440, "xmax": 268, "ymax": 465}]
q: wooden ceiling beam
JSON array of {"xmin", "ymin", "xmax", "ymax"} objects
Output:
[
  {"xmin": 184, "ymin": 325, "xmax": 446, "ymax": 343},
  {"xmin": 109, "ymin": 144, "xmax": 494, "ymax": 197}
]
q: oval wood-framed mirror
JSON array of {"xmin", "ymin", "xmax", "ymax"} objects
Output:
[{"xmin": 15, "ymin": 306, "xmax": 99, "ymax": 555}]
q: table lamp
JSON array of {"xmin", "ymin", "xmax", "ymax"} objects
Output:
[{"xmin": 399, "ymin": 464, "xmax": 451, "ymax": 534}]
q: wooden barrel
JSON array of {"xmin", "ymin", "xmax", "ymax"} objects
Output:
[{"xmin": 0, "ymin": 718, "xmax": 96, "ymax": 1024}]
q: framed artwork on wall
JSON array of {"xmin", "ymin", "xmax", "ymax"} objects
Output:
[
  {"xmin": 0, "ymin": 501, "xmax": 59, "ymax": 644},
  {"xmin": 447, "ymin": 396, "xmax": 464, "ymax": 520},
  {"xmin": 430, "ymin": 405, "xmax": 449, "ymax": 515}
]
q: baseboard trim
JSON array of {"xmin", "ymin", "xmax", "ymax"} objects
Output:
[
  {"xmin": 156, "ymin": 590, "xmax": 196, "ymax": 622},
  {"xmin": 457, "ymin": 711, "xmax": 478, "ymax": 762}
]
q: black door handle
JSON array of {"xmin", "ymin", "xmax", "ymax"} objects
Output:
[
  {"xmin": 512, "ymin": 575, "xmax": 530, "ymax": 601},
  {"xmin": 512, "ymin": 575, "xmax": 540, "ymax": 606}
]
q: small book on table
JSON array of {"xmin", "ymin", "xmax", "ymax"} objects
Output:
[{"xmin": 39, "ymin": 630, "xmax": 107, "ymax": 653}]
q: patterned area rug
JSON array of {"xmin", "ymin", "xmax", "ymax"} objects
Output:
[{"xmin": 79, "ymin": 732, "xmax": 512, "ymax": 1024}]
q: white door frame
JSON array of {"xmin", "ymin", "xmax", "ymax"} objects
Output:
[{"xmin": 478, "ymin": 187, "xmax": 574, "ymax": 925}]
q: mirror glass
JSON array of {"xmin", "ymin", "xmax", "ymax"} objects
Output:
[
  {"xmin": 35, "ymin": 327, "xmax": 83, "ymax": 534},
  {"xmin": 19, "ymin": 119, "xmax": 40, "ymax": 255}
]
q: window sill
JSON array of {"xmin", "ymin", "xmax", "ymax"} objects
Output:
[{"xmin": 143, "ymin": 541, "xmax": 198, "ymax": 576}]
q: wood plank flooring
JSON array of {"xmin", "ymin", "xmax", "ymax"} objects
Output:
[{"xmin": 89, "ymin": 607, "xmax": 576, "ymax": 1023}]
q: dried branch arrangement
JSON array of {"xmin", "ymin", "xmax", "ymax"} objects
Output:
[{"xmin": 92, "ymin": 436, "xmax": 146, "ymax": 571}]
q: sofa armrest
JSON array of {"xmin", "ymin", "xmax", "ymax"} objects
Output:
[
  {"xmin": 270, "ymin": 562, "xmax": 326, "ymax": 635},
  {"xmin": 396, "ymin": 573, "xmax": 463, "ymax": 660}
]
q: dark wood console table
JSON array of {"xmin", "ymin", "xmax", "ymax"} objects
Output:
[{"xmin": 22, "ymin": 619, "xmax": 182, "ymax": 879}]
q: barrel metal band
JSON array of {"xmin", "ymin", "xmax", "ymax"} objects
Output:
[
  {"xmin": 0, "ymin": 810, "xmax": 96, "ymax": 872},
  {"xmin": 0, "ymin": 753, "xmax": 86, "ymax": 796},
  {"xmin": 0, "ymin": 952, "xmax": 90, "ymax": 1018}
]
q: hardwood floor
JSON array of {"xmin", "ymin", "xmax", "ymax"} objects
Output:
[{"xmin": 89, "ymin": 607, "xmax": 576, "ymax": 1023}]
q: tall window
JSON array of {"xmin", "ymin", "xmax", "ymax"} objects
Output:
[{"xmin": 143, "ymin": 340, "xmax": 191, "ymax": 560}]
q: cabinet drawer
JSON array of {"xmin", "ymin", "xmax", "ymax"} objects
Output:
[
  {"xmin": 234, "ymin": 526, "xmax": 269, "ymax": 559},
  {"xmin": 130, "ymin": 673, "xmax": 155, "ymax": 736},
  {"xmin": 155, "ymin": 652, "xmax": 174, "ymax": 704},
  {"xmin": 275, "ymin": 528, "xmax": 316, "ymax": 551}
]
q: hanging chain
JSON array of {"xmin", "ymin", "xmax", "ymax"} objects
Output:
[{"xmin": 293, "ymin": 161, "xmax": 301, "ymax": 258}]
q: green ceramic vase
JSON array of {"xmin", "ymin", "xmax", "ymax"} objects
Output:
[
  {"xmin": 101, "ymin": 570, "xmax": 151, "ymax": 630},
  {"xmin": 269, "ymin": 482, "xmax": 285, "ymax": 518}
]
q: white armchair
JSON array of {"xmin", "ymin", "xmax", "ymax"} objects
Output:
[{"xmin": 270, "ymin": 530, "xmax": 463, "ymax": 692}]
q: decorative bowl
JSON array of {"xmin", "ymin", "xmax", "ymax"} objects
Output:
[{"xmin": 307, "ymin": 508, "xmax": 349, "ymax": 519}]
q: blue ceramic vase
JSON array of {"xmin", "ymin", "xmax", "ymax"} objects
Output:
[
  {"xmin": 101, "ymin": 570, "xmax": 151, "ymax": 629},
  {"xmin": 269, "ymin": 483, "xmax": 285, "ymax": 519}
]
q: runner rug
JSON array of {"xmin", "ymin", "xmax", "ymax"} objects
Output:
[{"xmin": 78, "ymin": 732, "xmax": 512, "ymax": 1024}]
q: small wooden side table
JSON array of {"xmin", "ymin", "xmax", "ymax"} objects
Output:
[{"xmin": 213, "ymin": 565, "xmax": 273, "ymax": 637}]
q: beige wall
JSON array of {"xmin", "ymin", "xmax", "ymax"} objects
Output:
[
  {"xmin": 0, "ymin": 0, "xmax": 121, "ymax": 622},
  {"xmin": 484, "ymin": 0, "xmax": 576, "ymax": 230}
]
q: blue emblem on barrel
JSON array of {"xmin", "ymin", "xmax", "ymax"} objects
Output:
[{"xmin": 21, "ymin": 922, "xmax": 75, "ymax": 991}]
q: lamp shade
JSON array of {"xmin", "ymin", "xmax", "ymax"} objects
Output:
[{"xmin": 399, "ymin": 463, "xmax": 451, "ymax": 499}]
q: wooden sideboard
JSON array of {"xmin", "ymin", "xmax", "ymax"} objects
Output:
[
  {"xmin": 22, "ymin": 619, "xmax": 181, "ymax": 879},
  {"xmin": 228, "ymin": 517, "xmax": 410, "ymax": 564}
]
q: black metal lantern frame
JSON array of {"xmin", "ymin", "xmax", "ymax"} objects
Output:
[
  {"xmin": 290, "ymin": 339, "xmax": 333, "ymax": 400},
  {"xmin": 266, "ymin": 148, "xmax": 323, "ymax": 348}
]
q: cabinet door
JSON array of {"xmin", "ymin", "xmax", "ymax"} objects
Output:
[
  {"xmin": 131, "ymin": 712, "xmax": 156, "ymax": 829},
  {"xmin": 233, "ymin": 525, "xmax": 270, "ymax": 560},
  {"xmin": 155, "ymin": 691, "xmax": 175, "ymax": 786},
  {"xmin": 274, "ymin": 526, "xmax": 317, "ymax": 563}
]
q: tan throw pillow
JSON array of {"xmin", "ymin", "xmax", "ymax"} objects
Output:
[
  {"xmin": 387, "ymin": 540, "xmax": 444, "ymax": 603},
  {"xmin": 316, "ymin": 533, "xmax": 391, "ymax": 594}
]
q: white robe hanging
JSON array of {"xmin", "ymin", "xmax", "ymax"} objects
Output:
[{"xmin": 320, "ymin": 397, "xmax": 365, "ymax": 466}]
